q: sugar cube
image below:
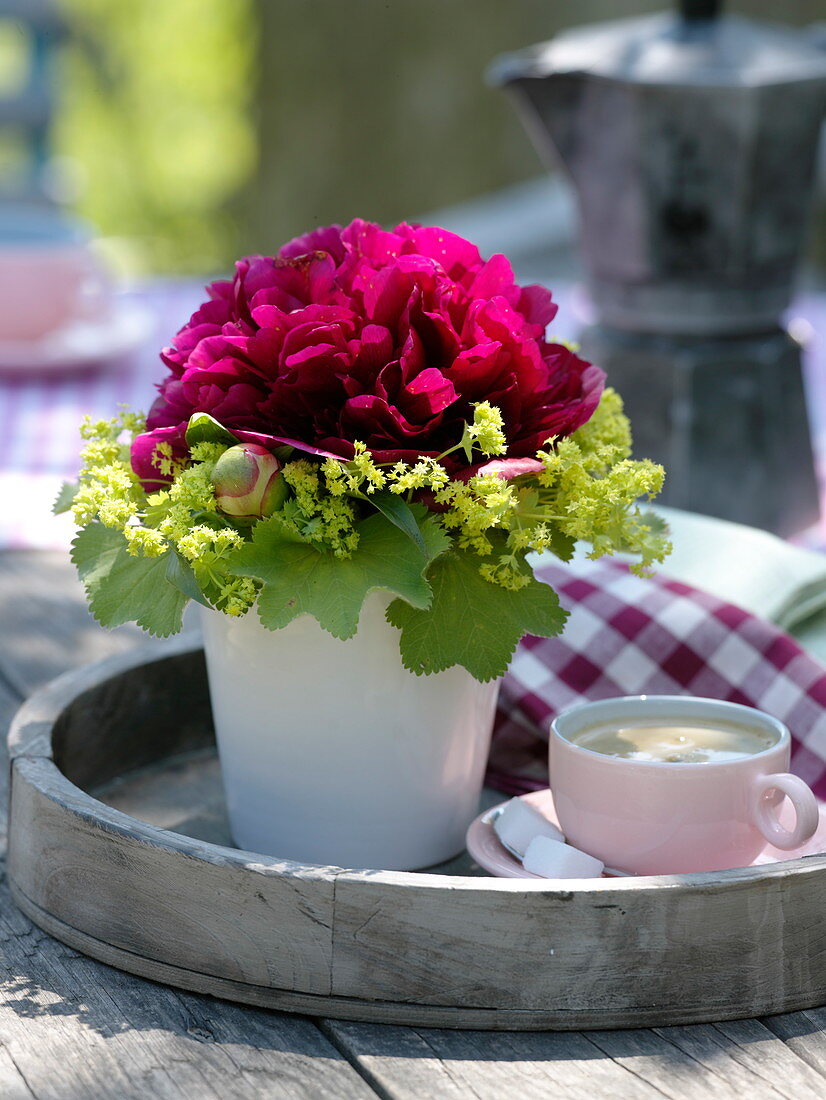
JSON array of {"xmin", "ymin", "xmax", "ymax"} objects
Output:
[
  {"xmin": 493, "ymin": 797, "xmax": 565, "ymax": 858},
  {"xmin": 522, "ymin": 835, "xmax": 605, "ymax": 879}
]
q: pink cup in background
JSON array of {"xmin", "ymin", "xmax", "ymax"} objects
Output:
[
  {"xmin": 550, "ymin": 695, "xmax": 820, "ymax": 876},
  {"xmin": 0, "ymin": 243, "xmax": 110, "ymax": 342}
]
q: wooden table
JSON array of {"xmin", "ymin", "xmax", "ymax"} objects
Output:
[{"xmin": 2, "ymin": 552, "xmax": 826, "ymax": 1099}]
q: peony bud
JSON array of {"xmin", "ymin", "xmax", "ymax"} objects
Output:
[{"xmin": 211, "ymin": 444, "xmax": 288, "ymax": 518}]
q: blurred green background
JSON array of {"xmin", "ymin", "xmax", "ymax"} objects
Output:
[{"xmin": 2, "ymin": 0, "xmax": 824, "ymax": 274}]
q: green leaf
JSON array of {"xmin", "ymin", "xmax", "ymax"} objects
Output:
[
  {"xmin": 165, "ymin": 551, "xmax": 212, "ymax": 608},
  {"xmin": 53, "ymin": 481, "xmax": 79, "ymax": 515},
  {"xmin": 71, "ymin": 524, "xmax": 188, "ymax": 637},
  {"xmin": 635, "ymin": 510, "xmax": 670, "ymax": 540},
  {"xmin": 386, "ymin": 548, "xmax": 568, "ymax": 681},
  {"xmin": 185, "ymin": 413, "xmax": 239, "ymax": 448},
  {"xmin": 368, "ymin": 491, "xmax": 426, "ymax": 554},
  {"xmin": 230, "ymin": 511, "xmax": 450, "ymax": 640},
  {"xmin": 545, "ymin": 527, "xmax": 576, "ymax": 562}
]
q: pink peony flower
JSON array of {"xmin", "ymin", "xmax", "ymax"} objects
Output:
[{"xmin": 131, "ymin": 220, "xmax": 604, "ymax": 486}]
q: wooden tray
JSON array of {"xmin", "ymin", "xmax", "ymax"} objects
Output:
[{"xmin": 8, "ymin": 638, "xmax": 826, "ymax": 1030}]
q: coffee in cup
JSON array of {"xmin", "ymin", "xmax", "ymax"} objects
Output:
[{"xmin": 570, "ymin": 720, "xmax": 777, "ymax": 763}]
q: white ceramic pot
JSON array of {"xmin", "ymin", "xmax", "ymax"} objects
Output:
[{"xmin": 200, "ymin": 593, "xmax": 500, "ymax": 870}]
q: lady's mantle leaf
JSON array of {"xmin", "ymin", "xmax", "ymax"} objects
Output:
[
  {"xmin": 368, "ymin": 491, "xmax": 426, "ymax": 554},
  {"xmin": 165, "ymin": 551, "xmax": 211, "ymax": 608},
  {"xmin": 230, "ymin": 512, "xmax": 449, "ymax": 640},
  {"xmin": 185, "ymin": 413, "xmax": 240, "ymax": 448},
  {"xmin": 53, "ymin": 481, "xmax": 79, "ymax": 515},
  {"xmin": 386, "ymin": 549, "xmax": 568, "ymax": 682},
  {"xmin": 71, "ymin": 524, "xmax": 187, "ymax": 637}
]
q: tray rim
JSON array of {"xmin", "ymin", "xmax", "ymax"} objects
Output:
[
  {"xmin": 10, "ymin": 874, "xmax": 826, "ymax": 1031},
  {"xmin": 9, "ymin": 634, "xmax": 826, "ymax": 897},
  {"xmin": 10, "ymin": 636, "xmax": 826, "ymax": 1030}
]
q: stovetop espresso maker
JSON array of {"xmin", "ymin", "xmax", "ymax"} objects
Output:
[{"xmin": 492, "ymin": 0, "xmax": 826, "ymax": 535}]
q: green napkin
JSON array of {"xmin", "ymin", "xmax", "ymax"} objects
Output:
[
  {"xmin": 652, "ymin": 506, "xmax": 826, "ymax": 633},
  {"xmin": 533, "ymin": 505, "xmax": 826, "ymax": 662}
]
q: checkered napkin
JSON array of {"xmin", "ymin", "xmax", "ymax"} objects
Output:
[{"xmin": 487, "ymin": 557, "xmax": 826, "ymax": 800}]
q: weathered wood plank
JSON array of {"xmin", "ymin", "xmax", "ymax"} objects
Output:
[
  {"xmin": 321, "ymin": 1021, "xmax": 669, "ymax": 1099},
  {"xmin": 0, "ymin": 1044, "xmax": 35, "ymax": 1100},
  {"xmin": 587, "ymin": 1023, "xmax": 824, "ymax": 1099},
  {"xmin": 324, "ymin": 1018, "xmax": 826, "ymax": 1100},
  {"xmin": 760, "ymin": 1008, "xmax": 826, "ymax": 1077},
  {"xmin": 0, "ymin": 873, "xmax": 376, "ymax": 1100},
  {"xmin": 0, "ymin": 679, "xmax": 27, "ymax": 848},
  {"xmin": 9, "ymin": 756, "xmax": 337, "ymax": 995},
  {"xmin": 688, "ymin": 1020, "xmax": 826, "ymax": 1096},
  {"xmin": 7, "ymin": 636, "xmax": 209, "ymax": 776},
  {"xmin": 329, "ymin": 861, "xmax": 826, "ymax": 1024},
  {"xmin": 0, "ymin": 550, "xmax": 172, "ymax": 697}
]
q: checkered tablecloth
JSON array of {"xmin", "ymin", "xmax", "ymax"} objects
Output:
[{"xmin": 489, "ymin": 557, "xmax": 826, "ymax": 800}]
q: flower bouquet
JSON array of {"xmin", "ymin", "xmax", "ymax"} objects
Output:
[{"xmin": 59, "ymin": 219, "xmax": 668, "ymax": 869}]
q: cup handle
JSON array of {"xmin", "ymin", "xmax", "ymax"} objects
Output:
[{"xmin": 752, "ymin": 773, "xmax": 820, "ymax": 850}]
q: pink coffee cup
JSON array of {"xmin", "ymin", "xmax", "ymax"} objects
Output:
[
  {"xmin": 0, "ymin": 243, "xmax": 110, "ymax": 342},
  {"xmin": 549, "ymin": 695, "xmax": 820, "ymax": 876}
]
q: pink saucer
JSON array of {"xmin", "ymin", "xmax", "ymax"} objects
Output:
[{"xmin": 466, "ymin": 790, "xmax": 826, "ymax": 879}]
